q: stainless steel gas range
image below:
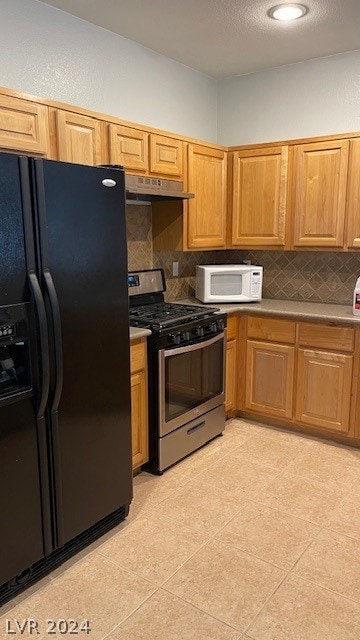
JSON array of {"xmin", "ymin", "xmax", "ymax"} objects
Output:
[{"xmin": 128, "ymin": 269, "xmax": 226, "ymax": 474}]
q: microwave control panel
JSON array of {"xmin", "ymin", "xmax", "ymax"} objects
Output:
[{"xmin": 250, "ymin": 271, "xmax": 262, "ymax": 297}]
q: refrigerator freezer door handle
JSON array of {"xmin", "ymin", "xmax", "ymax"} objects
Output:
[
  {"xmin": 28, "ymin": 273, "xmax": 51, "ymax": 418},
  {"xmin": 43, "ymin": 269, "xmax": 64, "ymax": 412}
]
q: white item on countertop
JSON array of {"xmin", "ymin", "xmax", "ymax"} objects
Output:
[
  {"xmin": 196, "ymin": 264, "xmax": 263, "ymax": 303},
  {"xmin": 353, "ymin": 277, "xmax": 360, "ymax": 316}
]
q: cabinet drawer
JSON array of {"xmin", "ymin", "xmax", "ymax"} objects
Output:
[
  {"xmin": 227, "ymin": 315, "xmax": 237, "ymax": 340},
  {"xmin": 0, "ymin": 94, "xmax": 49, "ymax": 155},
  {"xmin": 109, "ymin": 124, "xmax": 149, "ymax": 172},
  {"xmin": 298, "ymin": 323, "xmax": 354, "ymax": 352},
  {"xmin": 130, "ymin": 339, "xmax": 146, "ymax": 373},
  {"xmin": 247, "ymin": 316, "xmax": 296, "ymax": 344},
  {"xmin": 150, "ymin": 134, "xmax": 183, "ymax": 177}
]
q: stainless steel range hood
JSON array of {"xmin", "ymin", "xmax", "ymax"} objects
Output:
[{"xmin": 125, "ymin": 174, "xmax": 194, "ymax": 205}]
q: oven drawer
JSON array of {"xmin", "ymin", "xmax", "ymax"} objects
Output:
[{"xmin": 158, "ymin": 404, "xmax": 225, "ymax": 472}]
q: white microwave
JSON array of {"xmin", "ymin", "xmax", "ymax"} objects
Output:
[{"xmin": 196, "ymin": 265, "xmax": 263, "ymax": 303}]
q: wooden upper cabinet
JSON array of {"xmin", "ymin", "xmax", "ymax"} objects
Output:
[
  {"xmin": 109, "ymin": 124, "xmax": 149, "ymax": 172},
  {"xmin": 295, "ymin": 348, "xmax": 353, "ymax": 433},
  {"xmin": 346, "ymin": 138, "xmax": 360, "ymax": 248},
  {"xmin": 232, "ymin": 146, "xmax": 288, "ymax": 247},
  {"xmin": 0, "ymin": 94, "xmax": 49, "ymax": 155},
  {"xmin": 56, "ymin": 111, "xmax": 102, "ymax": 165},
  {"xmin": 187, "ymin": 144, "xmax": 227, "ymax": 249},
  {"xmin": 293, "ymin": 140, "xmax": 349, "ymax": 248},
  {"xmin": 149, "ymin": 134, "xmax": 183, "ymax": 178}
]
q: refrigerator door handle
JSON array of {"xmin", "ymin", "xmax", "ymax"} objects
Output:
[
  {"xmin": 43, "ymin": 269, "xmax": 63, "ymax": 412},
  {"xmin": 19, "ymin": 157, "xmax": 50, "ymax": 418},
  {"xmin": 32, "ymin": 159, "xmax": 64, "ymax": 413},
  {"xmin": 28, "ymin": 273, "xmax": 51, "ymax": 418}
]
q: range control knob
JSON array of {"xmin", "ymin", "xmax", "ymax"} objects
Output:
[
  {"xmin": 180, "ymin": 331, "xmax": 191, "ymax": 342},
  {"xmin": 206, "ymin": 322, "xmax": 217, "ymax": 333},
  {"xmin": 217, "ymin": 319, "xmax": 225, "ymax": 331},
  {"xmin": 193, "ymin": 326, "xmax": 204, "ymax": 338},
  {"xmin": 168, "ymin": 333, "xmax": 181, "ymax": 345}
]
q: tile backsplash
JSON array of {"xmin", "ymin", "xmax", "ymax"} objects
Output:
[
  {"xmin": 126, "ymin": 205, "xmax": 153, "ymax": 271},
  {"xmin": 126, "ymin": 206, "xmax": 360, "ymax": 305}
]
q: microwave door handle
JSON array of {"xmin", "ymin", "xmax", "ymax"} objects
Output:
[{"xmin": 163, "ymin": 332, "xmax": 224, "ymax": 357}]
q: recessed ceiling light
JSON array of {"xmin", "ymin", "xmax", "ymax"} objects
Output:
[{"xmin": 268, "ymin": 3, "xmax": 309, "ymax": 21}]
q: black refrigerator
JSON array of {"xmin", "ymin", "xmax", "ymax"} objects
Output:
[{"xmin": 0, "ymin": 153, "xmax": 132, "ymax": 603}]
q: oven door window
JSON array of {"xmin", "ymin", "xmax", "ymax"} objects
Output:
[{"xmin": 164, "ymin": 337, "xmax": 224, "ymax": 425}]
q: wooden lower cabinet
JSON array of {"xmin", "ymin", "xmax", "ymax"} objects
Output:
[
  {"xmin": 130, "ymin": 370, "xmax": 148, "ymax": 469},
  {"xmin": 130, "ymin": 339, "xmax": 149, "ymax": 470},
  {"xmin": 245, "ymin": 340, "xmax": 295, "ymax": 419},
  {"xmin": 295, "ymin": 348, "xmax": 353, "ymax": 433},
  {"xmin": 225, "ymin": 339, "xmax": 237, "ymax": 413},
  {"xmin": 240, "ymin": 317, "xmax": 358, "ymax": 442},
  {"xmin": 225, "ymin": 315, "xmax": 238, "ymax": 414}
]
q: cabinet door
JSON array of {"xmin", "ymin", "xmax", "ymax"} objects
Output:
[
  {"xmin": 225, "ymin": 339, "xmax": 237, "ymax": 413},
  {"xmin": 232, "ymin": 146, "xmax": 288, "ymax": 247},
  {"xmin": 130, "ymin": 370, "xmax": 149, "ymax": 470},
  {"xmin": 109, "ymin": 124, "xmax": 148, "ymax": 172},
  {"xmin": 245, "ymin": 340, "xmax": 295, "ymax": 419},
  {"xmin": 0, "ymin": 94, "xmax": 49, "ymax": 155},
  {"xmin": 56, "ymin": 111, "xmax": 103, "ymax": 165},
  {"xmin": 295, "ymin": 348, "xmax": 353, "ymax": 433},
  {"xmin": 187, "ymin": 145, "xmax": 227, "ymax": 249},
  {"xmin": 293, "ymin": 140, "xmax": 349, "ymax": 247},
  {"xmin": 346, "ymin": 138, "xmax": 360, "ymax": 248},
  {"xmin": 150, "ymin": 134, "xmax": 183, "ymax": 177}
]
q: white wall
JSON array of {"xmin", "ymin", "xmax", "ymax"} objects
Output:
[
  {"xmin": 0, "ymin": 0, "xmax": 217, "ymax": 142},
  {"xmin": 217, "ymin": 50, "xmax": 360, "ymax": 146}
]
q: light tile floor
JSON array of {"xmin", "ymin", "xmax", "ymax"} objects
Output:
[{"xmin": 1, "ymin": 419, "xmax": 360, "ymax": 639}]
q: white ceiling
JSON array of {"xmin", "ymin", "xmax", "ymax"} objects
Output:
[{"xmin": 39, "ymin": 0, "xmax": 360, "ymax": 78}]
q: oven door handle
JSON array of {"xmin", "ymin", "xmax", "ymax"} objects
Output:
[{"xmin": 163, "ymin": 332, "xmax": 224, "ymax": 357}]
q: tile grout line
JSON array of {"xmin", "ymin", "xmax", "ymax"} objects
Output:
[
  {"xmin": 100, "ymin": 586, "xmax": 161, "ymax": 640},
  {"xmin": 240, "ymin": 524, "xmax": 326, "ymax": 638},
  {"xmin": 286, "ymin": 573, "xmax": 360, "ymax": 607},
  {"xmin": 159, "ymin": 583, "xmax": 242, "ymax": 633}
]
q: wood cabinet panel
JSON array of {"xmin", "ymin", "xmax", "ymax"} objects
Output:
[
  {"xmin": 245, "ymin": 340, "xmax": 295, "ymax": 419},
  {"xmin": 0, "ymin": 94, "xmax": 49, "ymax": 155},
  {"xmin": 298, "ymin": 322, "xmax": 354, "ymax": 352},
  {"xmin": 150, "ymin": 134, "xmax": 183, "ymax": 177},
  {"xmin": 295, "ymin": 348, "xmax": 353, "ymax": 433},
  {"xmin": 130, "ymin": 339, "xmax": 148, "ymax": 470},
  {"xmin": 109, "ymin": 124, "xmax": 149, "ymax": 172},
  {"xmin": 247, "ymin": 316, "xmax": 296, "ymax": 344},
  {"xmin": 131, "ymin": 370, "xmax": 148, "ymax": 469},
  {"xmin": 293, "ymin": 140, "xmax": 349, "ymax": 247},
  {"xmin": 225, "ymin": 339, "xmax": 237, "ymax": 413},
  {"xmin": 232, "ymin": 146, "xmax": 288, "ymax": 247},
  {"xmin": 56, "ymin": 111, "xmax": 102, "ymax": 165},
  {"xmin": 187, "ymin": 145, "xmax": 227, "ymax": 249},
  {"xmin": 346, "ymin": 138, "xmax": 360, "ymax": 248},
  {"xmin": 227, "ymin": 315, "xmax": 237, "ymax": 341},
  {"xmin": 130, "ymin": 340, "xmax": 146, "ymax": 374}
]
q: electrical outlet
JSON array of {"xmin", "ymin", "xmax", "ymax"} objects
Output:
[{"xmin": 172, "ymin": 261, "xmax": 179, "ymax": 277}]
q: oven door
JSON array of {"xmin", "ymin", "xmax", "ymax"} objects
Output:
[{"xmin": 159, "ymin": 333, "xmax": 225, "ymax": 436}]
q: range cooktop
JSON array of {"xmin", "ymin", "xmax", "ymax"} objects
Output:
[{"xmin": 129, "ymin": 302, "xmax": 219, "ymax": 329}]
